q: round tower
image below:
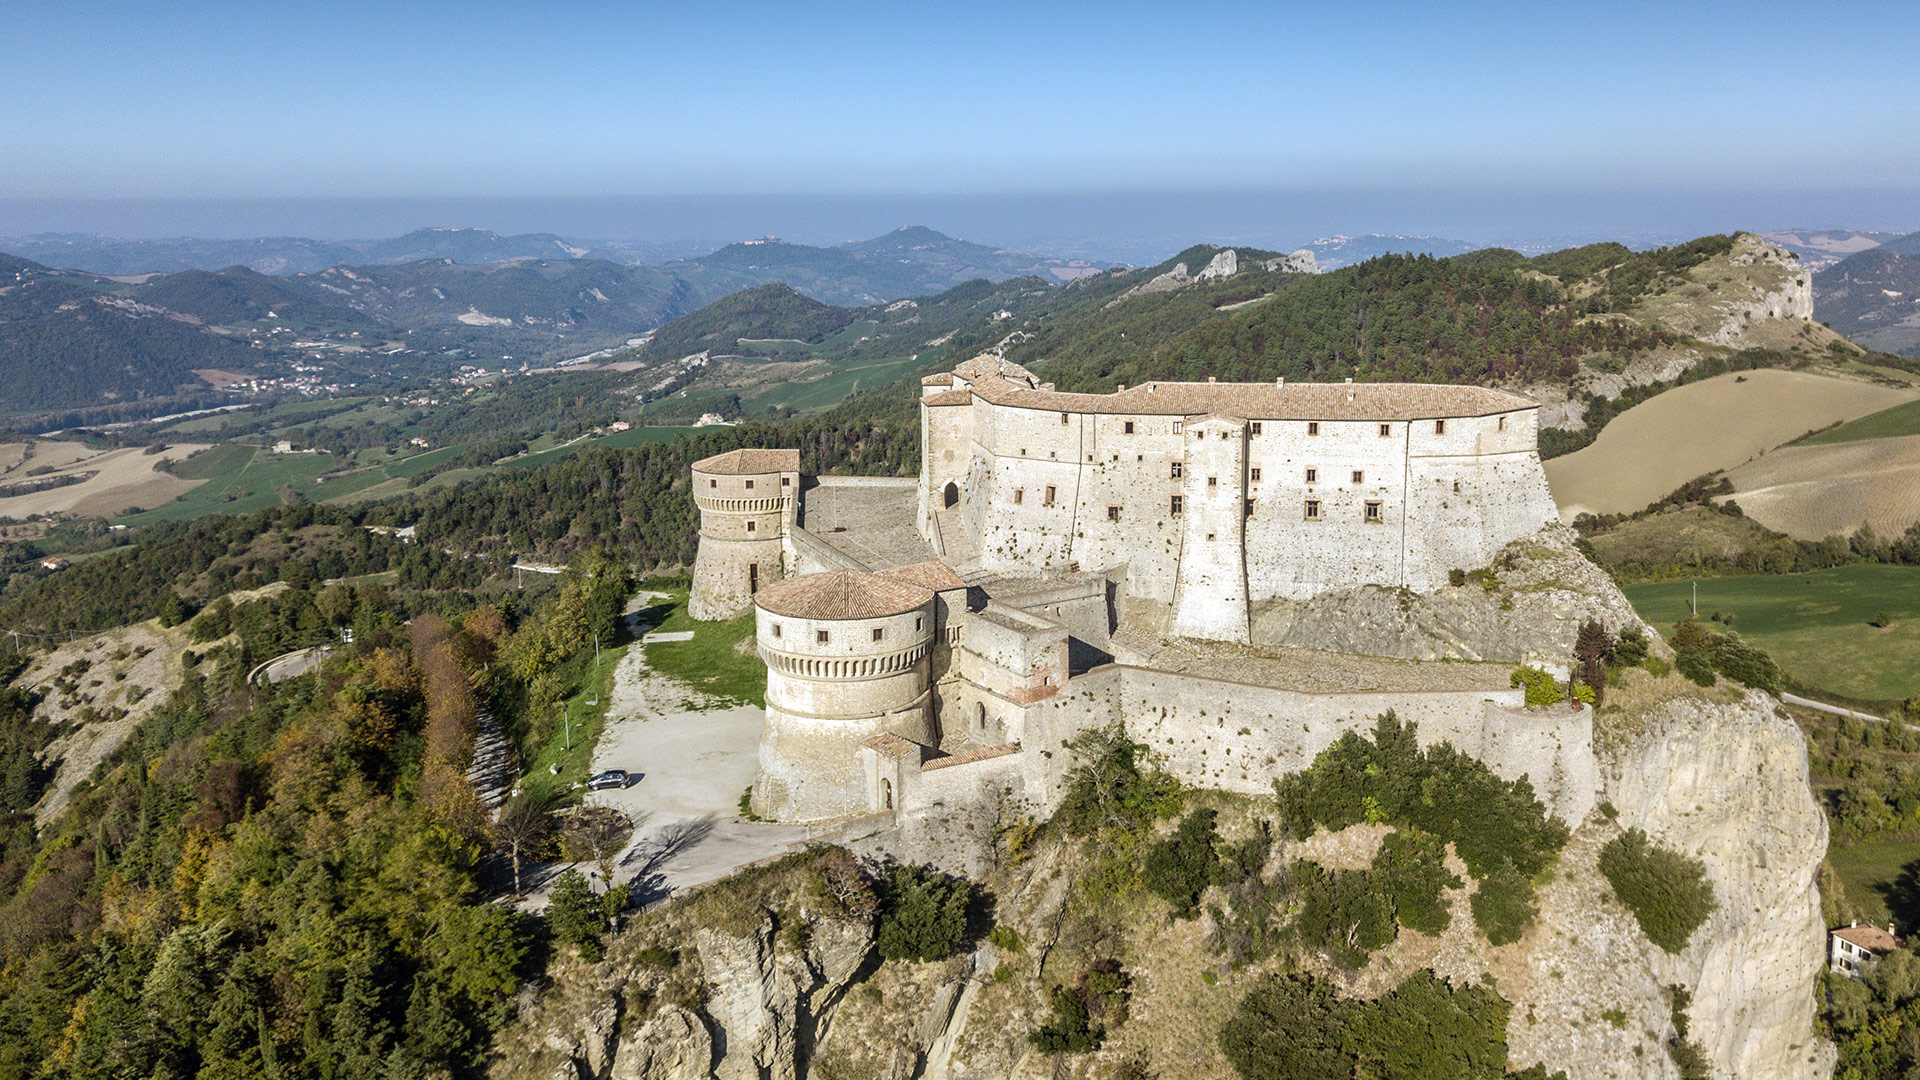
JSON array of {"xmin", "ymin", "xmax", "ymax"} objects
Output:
[
  {"xmin": 750, "ymin": 569, "xmax": 936, "ymax": 822},
  {"xmin": 689, "ymin": 448, "xmax": 800, "ymax": 621}
]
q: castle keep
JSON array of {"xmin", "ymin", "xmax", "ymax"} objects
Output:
[{"xmin": 689, "ymin": 359, "xmax": 1592, "ymax": 828}]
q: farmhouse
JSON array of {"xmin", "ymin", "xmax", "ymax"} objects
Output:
[
  {"xmin": 689, "ymin": 358, "xmax": 1600, "ymax": 828},
  {"xmin": 1830, "ymin": 921, "xmax": 1901, "ymax": 980}
]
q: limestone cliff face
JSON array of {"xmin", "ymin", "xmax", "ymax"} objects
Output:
[
  {"xmin": 1248, "ymin": 523, "xmax": 1649, "ymax": 663},
  {"xmin": 1501, "ymin": 688, "xmax": 1832, "ymax": 1080}
]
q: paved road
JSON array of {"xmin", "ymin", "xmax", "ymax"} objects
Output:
[
  {"xmin": 250, "ymin": 645, "xmax": 332, "ymax": 685},
  {"xmin": 1782, "ymin": 692, "xmax": 1890, "ymax": 725}
]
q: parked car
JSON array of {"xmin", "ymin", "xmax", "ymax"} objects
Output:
[{"xmin": 587, "ymin": 769, "xmax": 631, "ymax": 791}]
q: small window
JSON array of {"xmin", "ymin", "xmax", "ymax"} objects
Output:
[
  {"xmin": 1379, "ymin": 423, "xmax": 1391, "ymax": 437},
  {"xmin": 1044, "ymin": 485, "xmax": 1057, "ymax": 506},
  {"xmin": 1219, "ymin": 430, "xmax": 1228, "ymax": 440},
  {"xmin": 1124, "ymin": 420, "xmax": 1135, "ymax": 434},
  {"xmin": 1207, "ymin": 476, "xmax": 1218, "ymax": 488},
  {"xmin": 816, "ymin": 630, "xmax": 830, "ymax": 644},
  {"xmin": 1352, "ymin": 470, "xmax": 1364, "ymax": 484},
  {"xmin": 1452, "ymin": 480, "xmax": 1462, "ymax": 494},
  {"xmin": 1244, "ymin": 498, "xmax": 1254, "ymax": 517},
  {"xmin": 1304, "ymin": 499, "xmax": 1321, "ymax": 520},
  {"xmin": 1170, "ymin": 462, "xmax": 1183, "ymax": 479},
  {"xmin": 1251, "ymin": 421, "xmax": 1263, "ymax": 435},
  {"xmin": 746, "ymin": 520, "xmax": 756, "ymax": 533},
  {"xmin": 1435, "ymin": 419, "xmax": 1447, "ymax": 435},
  {"xmin": 1307, "ymin": 421, "xmax": 1320, "ymax": 436},
  {"xmin": 1250, "ymin": 467, "xmax": 1262, "ymax": 482},
  {"xmin": 781, "ymin": 476, "xmax": 791, "ymax": 486},
  {"xmin": 1304, "ymin": 467, "xmax": 1318, "ymax": 484},
  {"xmin": 772, "ymin": 623, "xmax": 782, "ymax": 638},
  {"xmin": 1170, "ymin": 495, "xmax": 1184, "ymax": 516},
  {"xmin": 1107, "ymin": 505, "xmax": 1121, "ymax": 521},
  {"xmin": 1205, "ymin": 532, "xmax": 1216, "ymax": 541},
  {"xmin": 1498, "ymin": 415, "xmax": 1508, "ymax": 431},
  {"xmin": 1173, "ymin": 421, "xmax": 1184, "ymax": 435},
  {"xmin": 1014, "ymin": 488, "xmax": 1024, "ymax": 504},
  {"xmin": 1060, "ymin": 412, "xmax": 1069, "ymax": 424},
  {"xmin": 744, "ymin": 479, "xmax": 754, "ymax": 489},
  {"xmin": 872, "ymin": 627, "xmax": 885, "ymax": 642},
  {"xmin": 1365, "ymin": 500, "xmax": 1383, "ymax": 522},
  {"xmin": 709, "ymin": 478, "xmax": 718, "ymax": 488},
  {"xmin": 916, "ymin": 616, "xmax": 923, "ymax": 631}
]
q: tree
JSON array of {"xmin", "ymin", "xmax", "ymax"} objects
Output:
[
  {"xmin": 1220, "ymin": 974, "xmax": 1356, "ymax": 1080},
  {"xmin": 1574, "ymin": 619, "xmax": 1615, "ymax": 706},
  {"xmin": 876, "ymin": 862, "xmax": 972, "ymax": 962},
  {"xmin": 561, "ymin": 804, "xmax": 633, "ymax": 890},
  {"xmin": 493, "ymin": 791, "xmax": 558, "ymax": 895},
  {"xmin": 1142, "ymin": 808, "xmax": 1222, "ymax": 917},
  {"xmin": 547, "ymin": 869, "xmax": 607, "ymax": 961}
]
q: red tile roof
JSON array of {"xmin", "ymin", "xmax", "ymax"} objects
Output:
[
  {"xmin": 692, "ymin": 448, "xmax": 802, "ymax": 476},
  {"xmin": 877, "ymin": 560, "xmax": 967, "ymax": 593},
  {"xmin": 755, "ymin": 568, "xmax": 932, "ymax": 620},
  {"xmin": 1834, "ymin": 924, "xmax": 1902, "ymax": 953}
]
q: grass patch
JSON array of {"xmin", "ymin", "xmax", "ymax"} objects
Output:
[
  {"xmin": 384, "ymin": 443, "xmax": 466, "ymax": 478},
  {"xmin": 117, "ymin": 445, "xmax": 340, "ymax": 524},
  {"xmin": 1623, "ymin": 565, "xmax": 1920, "ymax": 700},
  {"xmin": 1825, "ymin": 839, "xmax": 1920, "ymax": 926},
  {"xmin": 640, "ymin": 591, "xmax": 765, "ymax": 707},
  {"xmin": 1802, "ymin": 399, "xmax": 1920, "ymax": 445},
  {"xmin": 519, "ymin": 633, "xmax": 629, "ymax": 802}
]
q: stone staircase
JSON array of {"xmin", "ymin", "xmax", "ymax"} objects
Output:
[
  {"xmin": 466, "ymin": 705, "xmax": 518, "ymax": 813},
  {"xmin": 933, "ymin": 509, "xmax": 979, "ymax": 570}
]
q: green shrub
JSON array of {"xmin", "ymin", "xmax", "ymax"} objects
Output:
[
  {"xmin": 1372, "ymin": 829, "xmax": 1460, "ymax": 935},
  {"xmin": 1469, "ymin": 862, "xmax": 1538, "ymax": 946},
  {"xmin": 876, "ymin": 862, "xmax": 973, "ymax": 962},
  {"xmin": 1056, "ymin": 723, "xmax": 1184, "ymax": 837},
  {"xmin": 1292, "ymin": 860, "xmax": 1396, "ymax": 966},
  {"xmin": 1674, "ymin": 647, "xmax": 1717, "ymax": 687},
  {"xmin": 987, "ymin": 925, "xmax": 1023, "ymax": 953},
  {"xmin": 1143, "ymin": 808, "xmax": 1224, "ymax": 917},
  {"xmin": 1510, "ymin": 666, "xmax": 1593, "ymax": 706},
  {"xmin": 1219, "ymin": 974, "xmax": 1356, "ymax": 1079},
  {"xmin": 1871, "ymin": 610, "xmax": 1894, "ymax": 628},
  {"xmin": 1613, "ymin": 626, "xmax": 1650, "ymax": 667},
  {"xmin": 546, "ymin": 869, "xmax": 607, "ymax": 961},
  {"xmin": 1708, "ymin": 633, "xmax": 1782, "ymax": 694},
  {"xmin": 1221, "ymin": 971, "xmax": 1519, "ymax": 1080},
  {"xmin": 1029, "ymin": 960, "xmax": 1130, "ymax": 1053},
  {"xmin": 1598, "ymin": 829, "xmax": 1716, "ymax": 953}
]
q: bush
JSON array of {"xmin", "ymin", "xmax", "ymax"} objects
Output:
[
  {"xmin": 1029, "ymin": 960, "xmax": 1131, "ymax": 1053},
  {"xmin": 1709, "ymin": 633, "xmax": 1782, "ymax": 694},
  {"xmin": 1143, "ymin": 808, "xmax": 1224, "ymax": 917},
  {"xmin": 1055, "ymin": 724, "xmax": 1184, "ymax": 837},
  {"xmin": 1598, "ymin": 828, "xmax": 1716, "ymax": 953},
  {"xmin": 546, "ymin": 869, "xmax": 607, "ymax": 961},
  {"xmin": 1510, "ymin": 666, "xmax": 1594, "ymax": 706},
  {"xmin": 1219, "ymin": 974, "xmax": 1356, "ymax": 1079},
  {"xmin": 1292, "ymin": 860, "xmax": 1396, "ymax": 966},
  {"xmin": 876, "ymin": 862, "xmax": 972, "ymax": 962},
  {"xmin": 1372, "ymin": 829, "xmax": 1460, "ymax": 935},
  {"xmin": 1871, "ymin": 611, "xmax": 1894, "ymax": 629},
  {"xmin": 1469, "ymin": 862, "xmax": 1538, "ymax": 946},
  {"xmin": 1613, "ymin": 626, "xmax": 1650, "ymax": 667},
  {"xmin": 1221, "ymin": 971, "xmax": 1519, "ymax": 1080}
]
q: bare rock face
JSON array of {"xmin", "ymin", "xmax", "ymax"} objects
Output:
[
  {"xmin": 610, "ymin": 1007, "xmax": 711, "ymax": 1080},
  {"xmin": 1249, "ymin": 523, "xmax": 1650, "ymax": 662}
]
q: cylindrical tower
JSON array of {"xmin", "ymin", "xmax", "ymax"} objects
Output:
[
  {"xmin": 750, "ymin": 569, "xmax": 936, "ymax": 822},
  {"xmin": 689, "ymin": 448, "xmax": 800, "ymax": 621}
]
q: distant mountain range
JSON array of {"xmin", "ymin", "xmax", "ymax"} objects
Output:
[
  {"xmin": 1300, "ymin": 234, "xmax": 1480, "ymax": 269},
  {"xmin": 1759, "ymin": 229, "xmax": 1903, "ymax": 272},
  {"xmin": 1814, "ymin": 231, "xmax": 1920, "ymax": 355},
  {"xmin": 0, "ymin": 227, "xmax": 1109, "ymax": 414}
]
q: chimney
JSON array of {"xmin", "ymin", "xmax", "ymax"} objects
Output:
[
  {"xmin": 1147, "ymin": 384, "xmax": 1156, "ymax": 394},
  {"xmin": 1275, "ymin": 377, "xmax": 1285, "ymax": 387},
  {"xmin": 1344, "ymin": 377, "xmax": 1353, "ymax": 384},
  {"xmin": 1118, "ymin": 384, "xmax": 1127, "ymax": 392},
  {"xmin": 1208, "ymin": 376, "xmax": 1216, "ymax": 383}
]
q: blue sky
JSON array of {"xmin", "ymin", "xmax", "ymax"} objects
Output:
[{"xmin": 1, "ymin": 1, "xmax": 1915, "ymax": 248}]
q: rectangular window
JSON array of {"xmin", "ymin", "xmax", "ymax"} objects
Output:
[
  {"xmin": 1014, "ymin": 488, "xmax": 1024, "ymax": 504},
  {"xmin": 781, "ymin": 476, "xmax": 791, "ymax": 486},
  {"xmin": 1173, "ymin": 421, "xmax": 1184, "ymax": 435},
  {"xmin": 1207, "ymin": 476, "xmax": 1218, "ymax": 488},
  {"xmin": 1251, "ymin": 421, "xmax": 1263, "ymax": 435},
  {"xmin": 1170, "ymin": 462, "xmax": 1183, "ymax": 479},
  {"xmin": 709, "ymin": 478, "xmax": 718, "ymax": 488},
  {"xmin": 746, "ymin": 520, "xmax": 756, "ymax": 533},
  {"xmin": 749, "ymin": 563, "xmax": 759, "ymax": 592},
  {"xmin": 1123, "ymin": 420, "xmax": 1135, "ymax": 434},
  {"xmin": 816, "ymin": 630, "xmax": 830, "ymax": 644},
  {"xmin": 1044, "ymin": 485, "xmax": 1056, "ymax": 506},
  {"xmin": 744, "ymin": 479, "xmax": 754, "ymax": 489},
  {"xmin": 1245, "ymin": 498, "xmax": 1255, "ymax": 517},
  {"xmin": 1304, "ymin": 467, "xmax": 1318, "ymax": 484},
  {"xmin": 1307, "ymin": 421, "xmax": 1320, "ymax": 436},
  {"xmin": 1365, "ymin": 500, "xmax": 1383, "ymax": 522},
  {"xmin": 1379, "ymin": 423, "xmax": 1392, "ymax": 437},
  {"xmin": 1304, "ymin": 499, "xmax": 1321, "ymax": 520},
  {"xmin": 916, "ymin": 616, "xmax": 923, "ymax": 631},
  {"xmin": 1352, "ymin": 470, "xmax": 1364, "ymax": 484},
  {"xmin": 1453, "ymin": 480, "xmax": 1462, "ymax": 494},
  {"xmin": 1435, "ymin": 419, "xmax": 1447, "ymax": 435},
  {"xmin": 1170, "ymin": 495, "xmax": 1184, "ymax": 515},
  {"xmin": 1060, "ymin": 412, "xmax": 1069, "ymax": 424},
  {"xmin": 1107, "ymin": 505, "xmax": 1121, "ymax": 521},
  {"xmin": 772, "ymin": 623, "xmax": 781, "ymax": 637},
  {"xmin": 1498, "ymin": 415, "xmax": 1508, "ymax": 431},
  {"xmin": 1250, "ymin": 467, "xmax": 1262, "ymax": 482},
  {"xmin": 872, "ymin": 627, "xmax": 885, "ymax": 642}
]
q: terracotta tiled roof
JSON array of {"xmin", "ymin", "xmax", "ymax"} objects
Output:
[
  {"xmin": 692, "ymin": 448, "xmax": 802, "ymax": 475},
  {"xmin": 921, "ymin": 389, "xmax": 973, "ymax": 407},
  {"xmin": 921, "ymin": 373, "xmax": 955, "ymax": 386},
  {"xmin": 861, "ymin": 733, "xmax": 923, "ymax": 758},
  {"xmin": 755, "ymin": 568, "xmax": 932, "ymax": 620},
  {"xmin": 1834, "ymin": 924, "xmax": 1902, "ymax": 953},
  {"xmin": 947, "ymin": 356, "xmax": 1536, "ymax": 421},
  {"xmin": 877, "ymin": 560, "xmax": 967, "ymax": 593}
]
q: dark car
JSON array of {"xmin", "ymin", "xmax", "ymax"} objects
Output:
[{"xmin": 587, "ymin": 769, "xmax": 631, "ymax": 791}]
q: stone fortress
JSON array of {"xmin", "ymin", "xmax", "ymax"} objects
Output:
[{"xmin": 689, "ymin": 357, "xmax": 1611, "ymax": 835}]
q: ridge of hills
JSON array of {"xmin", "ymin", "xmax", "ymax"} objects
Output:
[{"xmin": 1815, "ymin": 231, "xmax": 1920, "ymax": 355}]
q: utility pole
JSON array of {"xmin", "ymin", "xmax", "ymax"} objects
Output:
[
  {"xmin": 563, "ymin": 700, "xmax": 571, "ymax": 751},
  {"xmin": 1691, "ymin": 580, "xmax": 1697, "ymax": 617}
]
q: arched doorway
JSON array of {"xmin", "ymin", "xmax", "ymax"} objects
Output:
[
  {"xmin": 943, "ymin": 481, "xmax": 959, "ymax": 509},
  {"xmin": 974, "ymin": 701, "xmax": 987, "ymax": 734},
  {"xmin": 881, "ymin": 778, "xmax": 894, "ymax": 811}
]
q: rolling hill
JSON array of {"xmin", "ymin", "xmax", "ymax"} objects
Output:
[{"xmin": 1815, "ymin": 235, "xmax": 1920, "ymax": 355}]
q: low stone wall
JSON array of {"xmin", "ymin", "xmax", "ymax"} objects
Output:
[{"xmin": 787, "ymin": 525, "xmax": 868, "ymax": 575}]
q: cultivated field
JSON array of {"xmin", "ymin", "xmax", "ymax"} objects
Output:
[
  {"xmin": 0, "ymin": 440, "xmax": 209, "ymax": 519},
  {"xmin": 1721, "ymin": 434, "xmax": 1920, "ymax": 540},
  {"xmin": 1545, "ymin": 370, "xmax": 1916, "ymax": 519},
  {"xmin": 1622, "ymin": 564, "xmax": 1920, "ymax": 701}
]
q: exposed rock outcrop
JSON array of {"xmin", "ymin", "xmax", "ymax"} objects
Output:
[{"xmin": 1249, "ymin": 523, "xmax": 1650, "ymax": 662}]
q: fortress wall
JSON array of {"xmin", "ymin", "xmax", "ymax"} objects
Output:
[
  {"xmin": 758, "ymin": 700, "xmax": 932, "ymax": 822},
  {"xmin": 1403, "ymin": 452, "xmax": 1557, "ymax": 589},
  {"xmin": 1171, "ymin": 418, "xmax": 1252, "ymax": 639},
  {"xmin": 1240, "ymin": 418, "xmax": 1411, "ymax": 599},
  {"xmin": 786, "ymin": 525, "xmax": 866, "ymax": 576},
  {"xmin": 689, "ymin": 534, "xmax": 786, "ymax": 621},
  {"xmin": 920, "ymin": 399, "xmax": 974, "ymax": 524}
]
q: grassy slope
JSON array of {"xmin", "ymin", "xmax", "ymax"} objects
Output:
[
  {"xmin": 117, "ymin": 446, "xmax": 339, "ymax": 524},
  {"xmin": 1623, "ymin": 564, "xmax": 1920, "ymax": 700},
  {"xmin": 636, "ymin": 591, "xmax": 765, "ymax": 707},
  {"xmin": 1804, "ymin": 399, "xmax": 1920, "ymax": 445}
]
